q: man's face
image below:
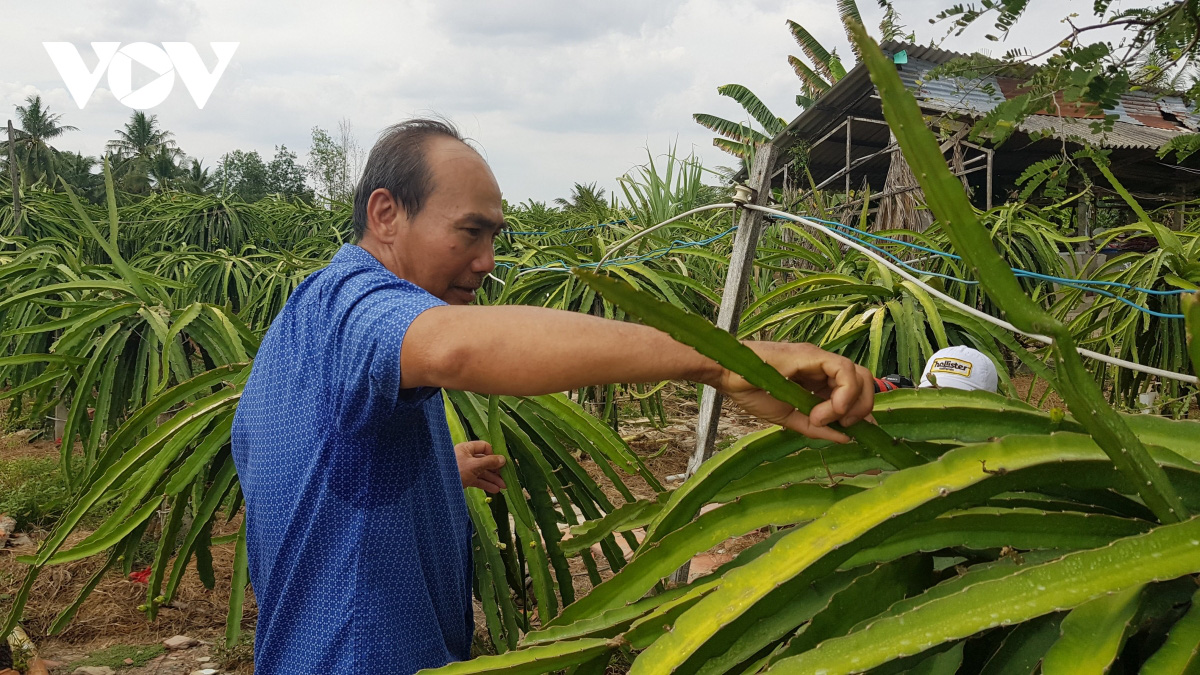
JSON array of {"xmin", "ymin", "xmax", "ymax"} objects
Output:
[{"xmin": 372, "ymin": 137, "xmax": 505, "ymax": 305}]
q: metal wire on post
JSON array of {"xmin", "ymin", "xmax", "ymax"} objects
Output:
[
  {"xmin": 595, "ymin": 203, "xmax": 737, "ymax": 267},
  {"xmin": 745, "ymin": 204, "xmax": 1199, "ymax": 385},
  {"xmin": 498, "ymin": 204, "xmax": 1197, "ymax": 383}
]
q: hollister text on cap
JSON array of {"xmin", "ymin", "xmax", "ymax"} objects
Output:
[{"xmin": 918, "ymin": 346, "xmax": 999, "ymax": 392}]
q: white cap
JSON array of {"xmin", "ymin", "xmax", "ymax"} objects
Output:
[{"xmin": 918, "ymin": 346, "xmax": 998, "ymax": 392}]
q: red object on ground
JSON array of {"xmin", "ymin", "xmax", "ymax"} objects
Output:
[{"xmin": 129, "ymin": 566, "xmax": 152, "ymax": 583}]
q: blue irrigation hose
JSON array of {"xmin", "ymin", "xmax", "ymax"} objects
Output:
[
  {"xmin": 505, "ymin": 217, "xmax": 633, "ymax": 236},
  {"xmin": 495, "ymin": 226, "xmax": 739, "ymax": 273},
  {"xmin": 788, "ymin": 214, "xmax": 1190, "ymax": 297},
  {"xmin": 780, "ymin": 217, "xmax": 1185, "ymax": 319},
  {"xmin": 498, "ymin": 208, "xmax": 1186, "ymax": 318}
]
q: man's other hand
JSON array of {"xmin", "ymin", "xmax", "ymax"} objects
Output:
[
  {"xmin": 455, "ymin": 440, "xmax": 507, "ymax": 493},
  {"xmin": 715, "ymin": 342, "xmax": 874, "ymax": 444}
]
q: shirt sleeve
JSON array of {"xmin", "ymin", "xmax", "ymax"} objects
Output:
[{"xmin": 334, "ymin": 279, "xmax": 446, "ymax": 420}]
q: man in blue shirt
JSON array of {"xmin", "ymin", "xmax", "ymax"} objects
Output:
[{"xmin": 231, "ymin": 119, "xmax": 876, "ymax": 674}]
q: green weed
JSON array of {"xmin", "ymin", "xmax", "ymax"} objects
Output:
[
  {"xmin": 0, "ymin": 457, "xmax": 69, "ymax": 530},
  {"xmin": 68, "ymin": 643, "xmax": 165, "ymax": 669}
]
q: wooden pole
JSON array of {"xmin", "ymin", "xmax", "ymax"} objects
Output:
[
  {"xmin": 7, "ymin": 119, "xmax": 20, "ymax": 236},
  {"xmin": 844, "ymin": 117, "xmax": 852, "ymax": 196},
  {"xmin": 669, "ymin": 140, "xmax": 780, "ymax": 586},
  {"xmin": 985, "ymin": 148, "xmax": 993, "ymax": 211},
  {"xmin": 1174, "ymin": 187, "xmax": 1186, "ymax": 231},
  {"xmin": 54, "ymin": 402, "xmax": 68, "ymax": 442}
]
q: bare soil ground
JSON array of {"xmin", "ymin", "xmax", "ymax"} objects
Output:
[
  {"xmin": 1, "ymin": 410, "xmax": 255, "ymax": 673},
  {"xmin": 1, "ymin": 512, "xmax": 255, "ymax": 674},
  {"xmin": 0, "ymin": 429, "xmax": 57, "ymax": 463}
]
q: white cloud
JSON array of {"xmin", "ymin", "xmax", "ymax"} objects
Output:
[
  {"xmin": 0, "ymin": 0, "xmax": 1121, "ymax": 203},
  {"xmin": 429, "ymin": 0, "xmax": 688, "ymax": 43}
]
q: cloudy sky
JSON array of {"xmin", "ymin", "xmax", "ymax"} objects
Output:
[{"xmin": 1, "ymin": 0, "xmax": 1097, "ymax": 204}]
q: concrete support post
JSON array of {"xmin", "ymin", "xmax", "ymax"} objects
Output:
[{"xmin": 668, "ymin": 141, "xmax": 780, "ymax": 586}]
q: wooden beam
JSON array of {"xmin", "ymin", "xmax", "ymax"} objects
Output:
[
  {"xmin": 985, "ymin": 148, "xmax": 993, "ymax": 210},
  {"xmin": 839, "ymin": 164, "xmax": 989, "ymax": 211},
  {"xmin": 847, "ymin": 116, "xmax": 891, "ymax": 126},
  {"xmin": 796, "ymin": 144, "xmax": 900, "ymax": 201},
  {"xmin": 806, "ymin": 118, "xmax": 849, "ymax": 158},
  {"xmin": 845, "ymin": 117, "xmax": 852, "ymax": 195}
]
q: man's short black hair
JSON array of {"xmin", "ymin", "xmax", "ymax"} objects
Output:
[{"xmin": 352, "ymin": 117, "xmax": 467, "ymax": 241}]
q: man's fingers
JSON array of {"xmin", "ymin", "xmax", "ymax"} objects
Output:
[
  {"xmin": 476, "ymin": 454, "xmax": 506, "ymax": 471},
  {"xmin": 472, "ymin": 474, "xmax": 506, "ymax": 493},
  {"xmin": 457, "ymin": 443, "xmax": 505, "ymax": 492},
  {"xmin": 477, "ymin": 470, "xmax": 506, "ymax": 493},
  {"xmin": 808, "ymin": 399, "xmax": 839, "ymax": 428},
  {"xmin": 457, "ymin": 440, "xmax": 493, "ymax": 456},
  {"xmin": 779, "ymin": 409, "xmax": 850, "ymax": 444},
  {"xmin": 822, "ymin": 355, "xmax": 859, "ymax": 421},
  {"xmin": 840, "ymin": 366, "xmax": 875, "ymax": 426}
]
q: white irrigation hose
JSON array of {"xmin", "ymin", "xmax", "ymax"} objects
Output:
[{"xmin": 744, "ymin": 204, "xmax": 1199, "ymax": 386}]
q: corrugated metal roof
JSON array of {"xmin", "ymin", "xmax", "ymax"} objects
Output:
[
  {"xmin": 898, "ymin": 57, "xmax": 1005, "ymax": 115},
  {"xmin": 1158, "ymin": 99, "xmax": 1200, "ymax": 131},
  {"xmin": 879, "ymin": 42, "xmax": 1199, "ymax": 149},
  {"xmin": 1122, "ymin": 90, "xmax": 1162, "ymax": 118},
  {"xmin": 772, "ymin": 40, "xmax": 1200, "ymax": 167},
  {"xmin": 881, "ymin": 41, "xmax": 972, "ymax": 66},
  {"xmin": 1016, "ymin": 115, "xmax": 1184, "ymax": 150}
]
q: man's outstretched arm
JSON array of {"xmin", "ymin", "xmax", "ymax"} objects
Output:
[{"xmin": 401, "ymin": 304, "xmax": 874, "ymax": 443}]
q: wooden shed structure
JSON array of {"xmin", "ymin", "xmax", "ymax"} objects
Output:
[
  {"xmin": 770, "ymin": 40, "xmax": 1200, "ymax": 231},
  {"xmin": 684, "ymin": 41, "xmax": 1200, "ymax": 494}
]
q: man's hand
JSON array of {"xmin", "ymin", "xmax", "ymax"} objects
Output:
[
  {"xmin": 714, "ymin": 342, "xmax": 874, "ymax": 444},
  {"xmin": 456, "ymin": 440, "xmax": 507, "ymax": 493}
]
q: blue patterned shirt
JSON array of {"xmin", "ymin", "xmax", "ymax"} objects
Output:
[{"xmin": 232, "ymin": 244, "xmax": 474, "ymax": 674}]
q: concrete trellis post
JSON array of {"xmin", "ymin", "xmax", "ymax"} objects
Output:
[
  {"xmin": 684, "ymin": 142, "xmax": 781, "ymax": 477},
  {"xmin": 668, "ymin": 141, "xmax": 779, "ymax": 586},
  {"xmin": 7, "ymin": 120, "xmax": 20, "ymax": 236}
]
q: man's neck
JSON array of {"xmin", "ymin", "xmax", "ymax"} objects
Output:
[{"xmin": 355, "ymin": 237, "xmax": 406, "ymax": 280}]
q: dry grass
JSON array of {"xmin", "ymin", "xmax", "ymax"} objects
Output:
[
  {"xmin": 0, "ymin": 429, "xmax": 57, "ymax": 463},
  {"xmin": 1008, "ymin": 373, "xmax": 1067, "ymax": 411},
  {"xmin": 0, "ymin": 517, "xmax": 256, "ymax": 657}
]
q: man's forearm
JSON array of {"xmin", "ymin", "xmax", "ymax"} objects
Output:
[{"xmin": 401, "ymin": 305, "xmax": 723, "ymax": 395}]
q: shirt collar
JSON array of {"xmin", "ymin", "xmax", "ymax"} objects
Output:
[{"xmin": 333, "ymin": 243, "xmax": 386, "ymax": 271}]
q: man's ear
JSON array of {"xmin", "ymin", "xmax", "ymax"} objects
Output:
[{"xmin": 365, "ymin": 188, "xmax": 403, "ymax": 241}]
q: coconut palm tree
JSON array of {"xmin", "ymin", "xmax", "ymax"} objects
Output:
[
  {"xmin": 53, "ymin": 150, "xmax": 104, "ymax": 202},
  {"xmin": 178, "ymin": 159, "xmax": 216, "ymax": 195},
  {"xmin": 107, "ymin": 112, "xmax": 183, "ymax": 194},
  {"xmin": 106, "ymin": 152, "xmax": 152, "ymax": 195},
  {"xmin": 554, "ymin": 182, "xmax": 608, "ymax": 212},
  {"xmin": 107, "ymin": 111, "xmax": 178, "ymax": 160},
  {"xmin": 8, "ymin": 94, "xmax": 77, "ymax": 187},
  {"xmin": 147, "ymin": 148, "xmax": 186, "ymax": 192}
]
